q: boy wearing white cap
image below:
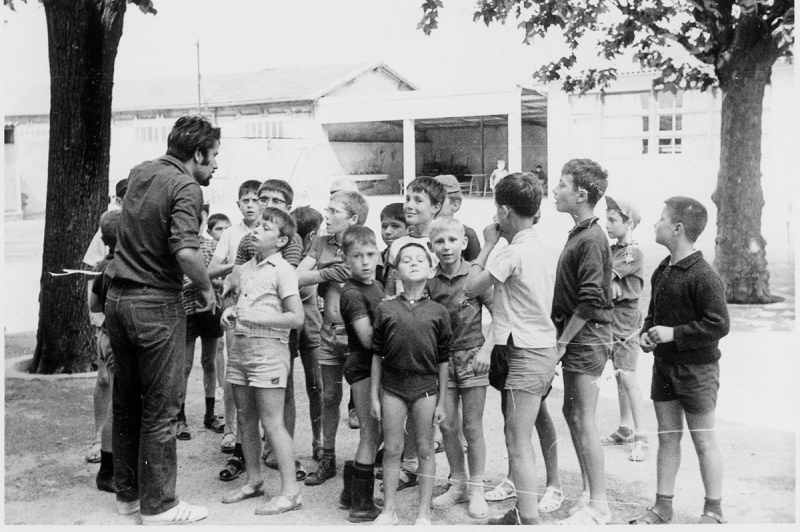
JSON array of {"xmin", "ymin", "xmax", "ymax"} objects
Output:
[
  {"xmin": 433, "ymin": 174, "xmax": 481, "ymax": 261},
  {"xmin": 602, "ymin": 196, "xmax": 649, "ymax": 462}
]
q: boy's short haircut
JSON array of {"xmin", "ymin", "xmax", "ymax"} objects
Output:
[
  {"xmin": 495, "ymin": 172, "xmax": 543, "ymax": 219},
  {"xmin": 238, "ymin": 179, "xmax": 262, "ymax": 199},
  {"xmin": 664, "ymin": 196, "xmax": 708, "ymax": 242},
  {"xmin": 429, "ymin": 217, "xmax": 465, "ymax": 239},
  {"xmin": 407, "ymin": 176, "xmax": 446, "ymax": 208},
  {"xmin": 166, "ymin": 115, "xmax": 221, "ymax": 162},
  {"xmin": 207, "ymin": 213, "xmax": 230, "ymax": 232},
  {"xmin": 258, "ymin": 179, "xmax": 294, "ymax": 207},
  {"xmin": 395, "ymin": 242, "xmax": 433, "ymax": 268},
  {"xmin": 115, "ymin": 179, "xmax": 128, "ymax": 199},
  {"xmin": 330, "ymin": 190, "xmax": 369, "ymax": 225},
  {"xmin": 99, "ymin": 210, "xmax": 121, "ymax": 250},
  {"xmin": 380, "ymin": 202, "xmax": 406, "ymax": 224},
  {"xmin": 561, "ymin": 158, "xmax": 608, "ymax": 206},
  {"xmin": 291, "ymin": 206, "xmax": 324, "ymax": 240},
  {"xmin": 260, "ymin": 206, "xmax": 297, "ymax": 247},
  {"xmin": 342, "ymin": 225, "xmax": 378, "ymax": 256}
]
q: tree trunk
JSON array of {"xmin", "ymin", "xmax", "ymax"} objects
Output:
[
  {"xmin": 31, "ymin": 0, "xmax": 127, "ymax": 373},
  {"xmin": 711, "ymin": 53, "xmax": 781, "ymax": 304}
]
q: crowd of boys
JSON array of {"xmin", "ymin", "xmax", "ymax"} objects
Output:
[{"xmin": 85, "ymin": 114, "xmax": 730, "ymax": 526}]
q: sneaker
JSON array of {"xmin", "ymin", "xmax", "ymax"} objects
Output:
[
  {"xmin": 140, "ymin": 501, "xmax": 208, "ymax": 526},
  {"xmin": 116, "ymin": 499, "xmax": 140, "ymax": 515},
  {"xmin": 304, "ymin": 454, "xmax": 336, "ymax": 485},
  {"xmin": 348, "ymin": 409, "xmax": 360, "ymax": 429}
]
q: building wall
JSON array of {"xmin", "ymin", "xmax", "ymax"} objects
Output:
[{"xmin": 4, "ymin": 122, "xmax": 49, "ymax": 215}]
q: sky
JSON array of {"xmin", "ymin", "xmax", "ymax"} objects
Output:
[{"xmin": 2, "ymin": 0, "xmax": 603, "ymax": 109}]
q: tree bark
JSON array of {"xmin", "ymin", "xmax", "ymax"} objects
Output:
[
  {"xmin": 712, "ymin": 51, "xmax": 781, "ymax": 304},
  {"xmin": 31, "ymin": 0, "xmax": 127, "ymax": 373}
]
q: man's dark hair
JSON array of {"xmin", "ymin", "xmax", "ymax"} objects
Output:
[
  {"xmin": 99, "ymin": 210, "xmax": 121, "ymax": 255},
  {"xmin": 207, "ymin": 213, "xmax": 230, "ymax": 232},
  {"xmin": 166, "ymin": 115, "xmax": 221, "ymax": 162},
  {"xmin": 238, "ymin": 179, "xmax": 262, "ymax": 200},
  {"xmin": 342, "ymin": 225, "xmax": 378, "ymax": 256},
  {"xmin": 561, "ymin": 158, "xmax": 608, "ymax": 206},
  {"xmin": 291, "ymin": 206, "xmax": 324, "ymax": 240},
  {"xmin": 495, "ymin": 172, "xmax": 543, "ymax": 220},
  {"xmin": 380, "ymin": 202, "xmax": 406, "ymax": 224},
  {"xmin": 664, "ymin": 196, "xmax": 708, "ymax": 242},
  {"xmin": 258, "ymin": 179, "xmax": 294, "ymax": 207}
]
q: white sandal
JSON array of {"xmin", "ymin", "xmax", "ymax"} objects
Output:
[
  {"xmin": 484, "ymin": 478, "xmax": 516, "ymax": 502},
  {"xmin": 538, "ymin": 486, "xmax": 565, "ymax": 513}
]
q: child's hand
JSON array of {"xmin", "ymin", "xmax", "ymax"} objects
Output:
[
  {"xmin": 433, "ymin": 403, "xmax": 446, "ymax": 425},
  {"xmin": 197, "ymin": 285, "xmax": 216, "ymax": 313},
  {"xmin": 221, "ymin": 307, "xmax": 237, "ymax": 329},
  {"xmin": 639, "ymin": 332, "xmax": 656, "ymax": 352},
  {"xmin": 556, "ymin": 340, "xmax": 566, "ymax": 359},
  {"xmin": 371, "ymin": 398, "xmax": 381, "ymax": 422},
  {"xmin": 482, "ymin": 223, "xmax": 501, "ymax": 247},
  {"xmin": 472, "ymin": 347, "xmax": 491, "ymax": 376},
  {"xmin": 648, "ymin": 326, "xmax": 674, "ymax": 344},
  {"xmin": 611, "ymin": 279, "xmax": 622, "ymax": 300}
]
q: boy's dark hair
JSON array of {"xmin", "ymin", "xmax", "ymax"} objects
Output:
[
  {"xmin": 238, "ymin": 180, "xmax": 262, "ymax": 199},
  {"xmin": 99, "ymin": 210, "xmax": 121, "ymax": 254},
  {"xmin": 664, "ymin": 196, "xmax": 708, "ymax": 242},
  {"xmin": 495, "ymin": 172, "xmax": 543, "ymax": 220},
  {"xmin": 207, "ymin": 213, "xmax": 231, "ymax": 232},
  {"xmin": 395, "ymin": 242, "xmax": 433, "ymax": 268},
  {"xmin": 258, "ymin": 179, "xmax": 294, "ymax": 207},
  {"xmin": 166, "ymin": 115, "xmax": 221, "ymax": 162},
  {"xmin": 331, "ymin": 190, "xmax": 370, "ymax": 225},
  {"xmin": 260, "ymin": 207, "xmax": 297, "ymax": 247},
  {"xmin": 407, "ymin": 176, "xmax": 446, "ymax": 209},
  {"xmin": 342, "ymin": 225, "xmax": 378, "ymax": 256},
  {"xmin": 380, "ymin": 202, "xmax": 406, "ymax": 225},
  {"xmin": 291, "ymin": 206, "xmax": 324, "ymax": 240},
  {"xmin": 561, "ymin": 158, "xmax": 608, "ymax": 206}
]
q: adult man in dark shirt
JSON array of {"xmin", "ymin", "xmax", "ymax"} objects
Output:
[{"xmin": 104, "ymin": 115, "xmax": 219, "ymax": 525}]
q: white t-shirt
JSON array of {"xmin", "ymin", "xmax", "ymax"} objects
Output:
[
  {"xmin": 487, "ymin": 227, "xmax": 557, "ymax": 348},
  {"xmin": 212, "ymin": 220, "xmax": 253, "ymax": 266}
]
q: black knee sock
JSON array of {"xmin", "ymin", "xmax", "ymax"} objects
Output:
[
  {"xmin": 98, "ymin": 450, "xmax": 114, "ymax": 476},
  {"xmin": 233, "ymin": 443, "xmax": 244, "ymax": 462},
  {"xmin": 704, "ymin": 497, "xmax": 722, "ymax": 516},
  {"xmin": 205, "ymin": 397, "xmax": 215, "ymax": 418},
  {"xmin": 353, "ymin": 461, "xmax": 374, "ymax": 480},
  {"xmin": 655, "ymin": 493, "xmax": 674, "ymax": 515}
]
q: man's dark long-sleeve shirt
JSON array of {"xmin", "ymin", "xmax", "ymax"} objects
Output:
[
  {"xmin": 552, "ymin": 217, "xmax": 613, "ymax": 324},
  {"xmin": 641, "ymin": 251, "xmax": 729, "ymax": 365}
]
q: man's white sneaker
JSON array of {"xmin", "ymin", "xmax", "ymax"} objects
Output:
[
  {"xmin": 141, "ymin": 501, "xmax": 208, "ymax": 526},
  {"xmin": 116, "ymin": 499, "xmax": 140, "ymax": 515}
]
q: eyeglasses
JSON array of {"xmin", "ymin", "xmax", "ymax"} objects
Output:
[
  {"xmin": 258, "ymin": 196, "xmax": 287, "ymax": 206},
  {"xmin": 325, "ymin": 207, "xmax": 352, "ymax": 217}
]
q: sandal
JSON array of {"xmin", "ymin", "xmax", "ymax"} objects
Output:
[
  {"xmin": 538, "ymin": 486, "xmax": 565, "ymax": 513},
  {"xmin": 220, "ymin": 432, "xmax": 236, "ymax": 453},
  {"xmin": 601, "ymin": 427, "xmax": 633, "ymax": 446},
  {"xmin": 176, "ymin": 421, "xmax": 191, "ymax": 441},
  {"xmin": 484, "ymin": 478, "xmax": 516, "ymax": 502},
  {"xmin": 434, "ymin": 440, "xmax": 445, "ymax": 454},
  {"xmin": 86, "ymin": 440, "xmax": 102, "ymax": 463},
  {"xmin": 219, "ymin": 456, "xmax": 245, "ymax": 482},
  {"xmin": 629, "ymin": 437, "xmax": 650, "ymax": 462},
  {"xmin": 558, "ymin": 505, "xmax": 612, "ymax": 525},
  {"xmin": 629, "ymin": 506, "xmax": 672, "ymax": 525},
  {"xmin": 295, "ymin": 461, "xmax": 307, "ymax": 482},
  {"xmin": 397, "ymin": 469, "xmax": 418, "ymax": 491},
  {"xmin": 698, "ymin": 510, "xmax": 726, "ymax": 524},
  {"xmin": 254, "ymin": 491, "xmax": 303, "ymax": 515},
  {"xmin": 568, "ymin": 490, "xmax": 590, "ymax": 516},
  {"xmin": 222, "ymin": 481, "xmax": 265, "ymax": 504},
  {"xmin": 204, "ymin": 414, "xmax": 225, "ymax": 434}
]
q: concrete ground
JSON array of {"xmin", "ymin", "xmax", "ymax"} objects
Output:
[{"xmin": 4, "ymin": 195, "xmax": 797, "ymax": 525}]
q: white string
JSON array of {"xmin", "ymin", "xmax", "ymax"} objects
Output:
[{"xmin": 49, "ymin": 269, "xmax": 101, "ymax": 277}]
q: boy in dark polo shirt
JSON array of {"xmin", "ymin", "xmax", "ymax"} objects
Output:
[
  {"xmin": 551, "ymin": 158, "xmax": 614, "ymax": 525},
  {"xmin": 631, "ymin": 197, "xmax": 729, "ymax": 525}
]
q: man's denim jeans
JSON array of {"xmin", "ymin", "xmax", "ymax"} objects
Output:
[{"xmin": 105, "ymin": 284, "xmax": 185, "ymax": 516}]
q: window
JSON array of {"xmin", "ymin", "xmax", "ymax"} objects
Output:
[
  {"xmin": 658, "ymin": 138, "xmax": 682, "ymax": 154},
  {"xmin": 240, "ymin": 118, "xmax": 289, "ymax": 139},
  {"xmin": 600, "ymin": 90, "xmax": 685, "ymax": 156}
]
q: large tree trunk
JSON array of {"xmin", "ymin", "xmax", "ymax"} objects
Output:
[{"xmin": 31, "ymin": 0, "xmax": 127, "ymax": 373}]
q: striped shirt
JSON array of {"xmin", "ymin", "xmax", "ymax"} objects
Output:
[
  {"xmin": 235, "ymin": 252, "xmax": 299, "ymax": 342},
  {"xmin": 183, "ymin": 237, "xmax": 221, "ymax": 315}
]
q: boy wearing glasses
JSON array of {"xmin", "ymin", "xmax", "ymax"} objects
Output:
[{"xmin": 296, "ymin": 190, "xmax": 371, "ymax": 485}]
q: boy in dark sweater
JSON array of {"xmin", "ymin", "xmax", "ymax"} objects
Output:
[{"xmin": 631, "ymin": 197, "xmax": 730, "ymax": 525}]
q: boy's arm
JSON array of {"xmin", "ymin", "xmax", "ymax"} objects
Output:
[
  {"xmin": 370, "ymin": 355, "xmax": 383, "ymax": 421},
  {"xmin": 434, "ymin": 360, "xmax": 448, "ymax": 424},
  {"xmin": 88, "ymin": 279, "xmax": 103, "ymax": 314},
  {"xmin": 466, "ymin": 223, "xmax": 502, "ymax": 293},
  {"xmin": 296, "ymin": 255, "xmax": 319, "ymax": 287},
  {"xmin": 556, "ymin": 315, "xmax": 588, "ymax": 358},
  {"xmin": 237, "ymin": 293, "xmax": 305, "ymax": 330},
  {"xmin": 639, "ymin": 270, "xmax": 658, "ymax": 352},
  {"xmin": 573, "ymin": 239, "xmax": 611, "ymax": 323},
  {"xmin": 207, "ymin": 230, "xmax": 233, "ymax": 280},
  {"xmin": 350, "ymin": 317, "xmax": 374, "ymax": 351},
  {"xmin": 176, "ymin": 247, "xmax": 215, "ymax": 312}
]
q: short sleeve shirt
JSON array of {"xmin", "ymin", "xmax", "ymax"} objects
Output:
[
  {"xmin": 235, "ymin": 252, "xmax": 300, "ymax": 342},
  {"xmin": 340, "ymin": 279, "xmax": 385, "ymax": 361},
  {"xmin": 428, "ymin": 259, "xmax": 491, "ymax": 351},
  {"xmin": 487, "ymin": 227, "xmax": 557, "ymax": 348},
  {"xmin": 213, "ymin": 220, "xmax": 253, "ymax": 266},
  {"xmin": 610, "ymin": 242, "xmax": 644, "ymax": 304}
]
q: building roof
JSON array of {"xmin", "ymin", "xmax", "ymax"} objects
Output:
[{"xmin": 5, "ymin": 62, "xmax": 416, "ymax": 117}]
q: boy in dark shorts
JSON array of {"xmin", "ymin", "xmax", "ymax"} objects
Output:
[
  {"xmin": 631, "ymin": 197, "xmax": 729, "ymax": 525},
  {"xmin": 370, "ymin": 242, "xmax": 451, "ymax": 526},
  {"xmin": 602, "ymin": 196, "xmax": 650, "ymax": 462},
  {"xmin": 337, "ymin": 225, "xmax": 384, "ymax": 522},
  {"xmin": 551, "ymin": 159, "xmax": 614, "ymax": 524}
]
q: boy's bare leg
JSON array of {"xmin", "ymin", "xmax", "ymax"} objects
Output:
[
  {"xmin": 299, "ymin": 343, "xmax": 323, "ymax": 456},
  {"xmin": 94, "ymin": 358, "xmax": 113, "ymax": 450},
  {"xmin": 379, "ymin": 392, "xmax": 408, "ymax": 518},
  {"xmin": 461, "ymin": 387, "xmax": 487, "ymax": 483},
  {"xmin": 616, "ymin": 373, "xmax": 633, "ymax": 429},
  {"xmin": 562, "ymin": 370, "xmax": 609, "ymax": 515},
  {"xmin": 535, "ymin": 399, "xmax": 561, "ymax": 491},
  {"xmin": 231, "ymin": 384, "xmax": 264, "ymax": 488},
  {"xmin": 654, "ymin": 401, "xmax": 683, "ymax": 495},
  {"xmin": 222, "ymin": 332, "xmax": 238, "ymax": 440},
  {"xmin": 410, "ymin": 393, "xmax": 438, "ymax": 522},
  {"xmin": 440, "ymin": 389, "xmax": 467, "ymax": 482},
  {"xmin": 505, "ymin": 389, "xmax": 542, "ymax": 521},
  {"xmin": 352, "ymin": 378, "xmax": 380, "ymax": 463},
  {"xmin": 200, "ymin": 337, "xmax": 217, "ymax": 399},
  {"xmin": 685, "ymin": 410, "xmax": 722, "ymax": 498},
  {"xmin": 256, "ymin": 388, "xmax": 298, "ymax": 496},
  {"xmin": 319, "ymin": 364, "xmax": 344, "ymax": 449},
  {"xmin": 619, "ymin": 371, "xmax": 648, "ymax": 437}
]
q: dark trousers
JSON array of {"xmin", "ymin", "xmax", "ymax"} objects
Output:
[{"xmin": 105, "ymin": 284, "xmax": 185, "ymax": 516}]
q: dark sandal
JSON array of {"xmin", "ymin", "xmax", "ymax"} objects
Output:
[
  {"xmin": 630, "ymin": 506, "xmax": 672, "ymax": 525},
  {"xmin": 176, "ymin": 421, "xmax": 191, "ymax": 441},
  {"xmin": 698, "ymin": 510, "xmax": 726, "ymax": 524},
  {"xmin": 397, "ymin": 469, "xmax": 418, "ymax": 491},
  {"xmin": 295, "ymin": 461, "xmax": 307, "ymax": 481},
  {"xmin": 204, "ymin": 415, "xmax": 225, "ymax": 433},
  {"xmin": 219, "ymin": 457, "xmax": 245, "ymax": 482}
]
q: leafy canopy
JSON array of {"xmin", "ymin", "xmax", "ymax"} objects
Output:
[{"xmin": 419, "ymin": 0, "xmax": 794, "ymax": 93}]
